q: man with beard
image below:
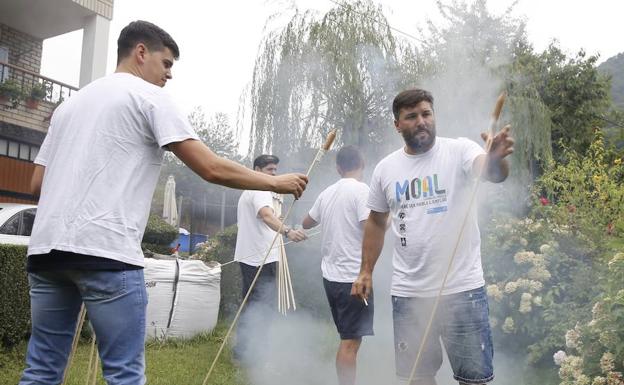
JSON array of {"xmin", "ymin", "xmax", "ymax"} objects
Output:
[{"xmin": 351, "ymin": 89, "xmax": 514, "ymax": 385}]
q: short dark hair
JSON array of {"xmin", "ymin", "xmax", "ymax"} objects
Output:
[
  {"xmin": 253, "ymin": 154, "xmax": 279, "ymax": 169},
  {"xmin": 336, "ymin": 145, "xmax": 364, "ymax": 172},
  {"xmin": 392, "ymin": 89, "xmax": 434, "ymax": 120},
  {"xmin": 117, "ymin": 20, "xmax": 180, "ymax": 65}
]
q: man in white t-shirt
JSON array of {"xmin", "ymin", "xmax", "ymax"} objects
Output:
[
  {"xmin": 301, "ymin": 145, "xmax": 372, "ymax": 385},
  {"xmin": 233, "ymin": 154, "xmax": 307, "ymax": 361},
  {"xmin": 351, "ymin": 89, "xmax": 514, "ymax": 385},
  {"xmin": 20, "ymin": 21, "xmax": 308, "ymax": 385}
]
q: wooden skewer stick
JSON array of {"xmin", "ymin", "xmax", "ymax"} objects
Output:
[
  {"xmin": 406, "ymin": 92, "xmax": 506, "ymax": 384},
  {"xmin": 61, "ymin": 304, "xmax": 87, "ymax": 385},
  {"xmin": 85, "ymin": 335, "xmax": 97, "ymax": 385}
]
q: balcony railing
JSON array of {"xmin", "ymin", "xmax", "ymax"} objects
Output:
[{"xmin": 0, "ymin": 61, "xmax": 78, "ymax": 104}]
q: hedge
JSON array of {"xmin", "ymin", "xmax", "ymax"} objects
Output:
[
  {"xmin": 194, "ymin": 225, "xmax": 241, "ymax": 319},
  {"xmin": 0, "ymin": 244, "xmax": 30, "ymax": 349},
  {"xmin": 141, "ymin": 214, "xmax": 178, "ymax": 254}
]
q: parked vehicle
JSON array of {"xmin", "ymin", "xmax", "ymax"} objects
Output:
[{"xmin": 0, "ymin": 203, "xmax": 37, "ymax": 245}]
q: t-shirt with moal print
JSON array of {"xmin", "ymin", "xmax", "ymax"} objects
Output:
[{"xmin": 367, "ymin": 136, "xmax": 486, "ymax": 297}]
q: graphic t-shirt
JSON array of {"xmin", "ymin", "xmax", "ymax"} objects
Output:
[
  {"xmin": 368, "ymin": 137, "xmax": 486, "ymax": 297},
  {"xmin": 234, "ymin": 190, "xmax": 279, "ymax": 266},
  {"xmin": 28, "ymin": 73, "xmax": 199, "ymax": 266},
  {"xmin": 308, "ymin": 178, "xmax": 370, "ymax": 282}
]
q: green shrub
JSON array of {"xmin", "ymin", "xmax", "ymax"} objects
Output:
[
  {"xmin": 193, "ymin": 225, "xmax": 241, "ymax": 319},
  {"xmin": 27, "ymin": 83, "xmax": 48, "ymax": 101},
  {"xmin": 0, "ymin": 80, "xmax": 24, "ymax": 108},
  {"xmin": 0, "ymin": 245, "xmax": 30, "ymax": 349},
  {"xmin": 556, "ymin": 252, "xmax": 624, "ymax": 385},
  {"xmin": 141, "ymin": 214, "xmax": 178, "ymax": 253}
]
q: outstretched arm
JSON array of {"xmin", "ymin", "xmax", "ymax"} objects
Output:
[
  {"xmin": 351, "ymin": 210, "xmax": 389, "ymax": 301},
  {"xmin": 258, "ymin": 207, "xmax": 307, "ymax": 242},
  {"xmin": 169, "ymin": 139, "xmax": 308, "ymax": 198}
]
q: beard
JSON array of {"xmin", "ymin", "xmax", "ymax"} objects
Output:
[{"xmin": 402, "ymin": 123, "xmax": 436, "ymax": 152}]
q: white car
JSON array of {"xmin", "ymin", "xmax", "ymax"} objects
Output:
[{"xmin": 0, "ymin": 203, "xmax": 37, "ymax": 246}]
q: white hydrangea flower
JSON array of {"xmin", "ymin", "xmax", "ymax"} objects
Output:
[
  {"xmin": 528, "ymin": 265, "xmax": 551, "ymax": 281},
  {"xmin": 502, "ymin": 317, "xmax": 515, "ymax": 333},
  {"xmin": 591, "ymin": 376, "xmax": 607, "ymax": 385},
  {"xmin": 504, "ymin": 281, "xmax": 518, "ymax": 294},
  {"xmin": 575, "ymin": 374, "xmax": 590, "ymax": 385},
  {"xmin": 600, "ymin": 352, "xmax": 615, "ymax": 374},
  {"xmin": 486, "ymin": 284, "xmax": 503, "ymax": 301},
  {"xmin": 519, "ymin": 293, "xmax": 532, "ymax": 313},
  {"xmin": 529, "ymin": 280, "xmax": 544, "ymax": 292},
  {"xmin": 565, "ymin": 327, "xmax": 581, "ymax": 349},
  {"xmin": 553, "ymin": 350, "xmax": 567, "ymax": 366}
]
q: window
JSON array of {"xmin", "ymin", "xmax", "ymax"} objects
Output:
[
  {"xmin": 20, "ymin": 209, "xmax": 36, "ymax": 236},
  {"xmin": 0, "ymin": 47, "xmax": 8, "ymax": 82},
  {"xmin": 0, "ymin": 137, "xmax": 40, "ymax": 162},
  {"xmin": 8, "ymin": 141, "xmax": 18, "ymax": 158},
  {"xmin": 19, "ymin": 143, "xmax": 30, "ymax": 160},
  {"xmin": 0, "ymin": 213, "xmax": 20, "ymax": 235}
]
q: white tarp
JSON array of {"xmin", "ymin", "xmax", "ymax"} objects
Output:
[{"xmin": 144, "ymin": 258, "xmax": 221, "ymax": 339}]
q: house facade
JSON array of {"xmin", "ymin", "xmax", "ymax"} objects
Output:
[{"xmin": 0, "ymin": 0, "xmax": 114, "ymax": 203}]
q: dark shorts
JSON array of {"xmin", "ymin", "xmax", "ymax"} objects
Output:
[
  {"xmin": 323, "ymin": 278, "xmax": 374, "ymax": 340},
  {"xmin": 392, "ymin": 286, "xmax": 494, "ymax": 384}
]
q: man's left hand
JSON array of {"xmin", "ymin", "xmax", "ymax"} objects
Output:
[{"xmin": 481, "ymin": 124, "xmax": 514, "ymax": 159}]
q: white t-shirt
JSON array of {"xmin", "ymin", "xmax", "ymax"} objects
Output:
[
  {"xmin": 28, "ymin": 72, "xmax": 199, "ymax": 266},
  {"xmin": 234, "ymin": 190, "xmax": 279, "ymax": 266},
  {"xmin": 308, "ymin": 178, "xmax": 370, "ymax": 282},
  {"xmin": 368, "ymin": 137, "xmax": 486, "ymax": 297}
]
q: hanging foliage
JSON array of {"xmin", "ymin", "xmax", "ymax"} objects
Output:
[{"xmin": 247, "ymin": 0, "xmax": 405, "ymax": 159}]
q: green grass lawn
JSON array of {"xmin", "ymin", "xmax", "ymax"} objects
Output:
[{"xmin": 0, "ymin": 326, "xmax": 247, "ymax": 385}]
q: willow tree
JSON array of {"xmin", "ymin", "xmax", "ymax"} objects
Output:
[{"xmin": 247, "ymin": 0, "xmax": 405, "ymax": 160}]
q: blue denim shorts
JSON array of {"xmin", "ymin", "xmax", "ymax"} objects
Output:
[{"xmin": 392, "ymin": 286, "xmax": 494, "ymax": 384}]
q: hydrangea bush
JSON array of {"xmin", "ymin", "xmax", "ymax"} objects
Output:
[{"xmin": 482, "ymin": 131, "xmax": 623, "ymax": 367}]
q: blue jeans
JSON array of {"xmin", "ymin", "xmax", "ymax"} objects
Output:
[
  {"xmin": 392, "ymin": 287, "xmax": 494, "ymax": 384},
  {"xmin": 19, "ymin": 269, "xmax": 147, "ymax": 385}
]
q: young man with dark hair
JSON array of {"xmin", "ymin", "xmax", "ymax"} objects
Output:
[
  {"xmin": 21, "ymin": 20, "xmax": 308, "ymax": 385},
  {"xmin": 233, "ymin": 154, "xmax": 307, "ymax": 361},
  {"xmin": 302, "ymin": 145, "xmax": 373, "ymax": 385},
  {"xmin": 352, "ymin": 89, "xmax": 514, "ymax": 385}
]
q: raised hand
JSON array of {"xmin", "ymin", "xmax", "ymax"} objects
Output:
[{"xmin": 481, "ymin": 124, "xmax": 514, "ymax": 160}]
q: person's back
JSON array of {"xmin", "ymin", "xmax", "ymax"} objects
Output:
[
  {"xmin": 312, "ymin": 177, "xmax": 369, "ymax": 282},
  {"xmin": 302, "ymin": 145, "xmax": 372, "ymax": 385}
]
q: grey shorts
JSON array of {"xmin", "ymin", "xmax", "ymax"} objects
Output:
[{"xmin": 392, "ymin": 287, "xmax": 494, "ymax": 384}]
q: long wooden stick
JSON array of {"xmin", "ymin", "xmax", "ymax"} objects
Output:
[
  {"xmin": 85, "ymin": 335, "xmax": 97, "ymax": 385},
  {"xmin": 201, "ymin": 129, "xmax": 337, "ymax": 385},
  {"xmin": 61, "ymin": 303, "xmax": 87, "ymax": 385},
  {"xmin": 406, "ymin": 93, "xmax": 506, "ymax": 383}
]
